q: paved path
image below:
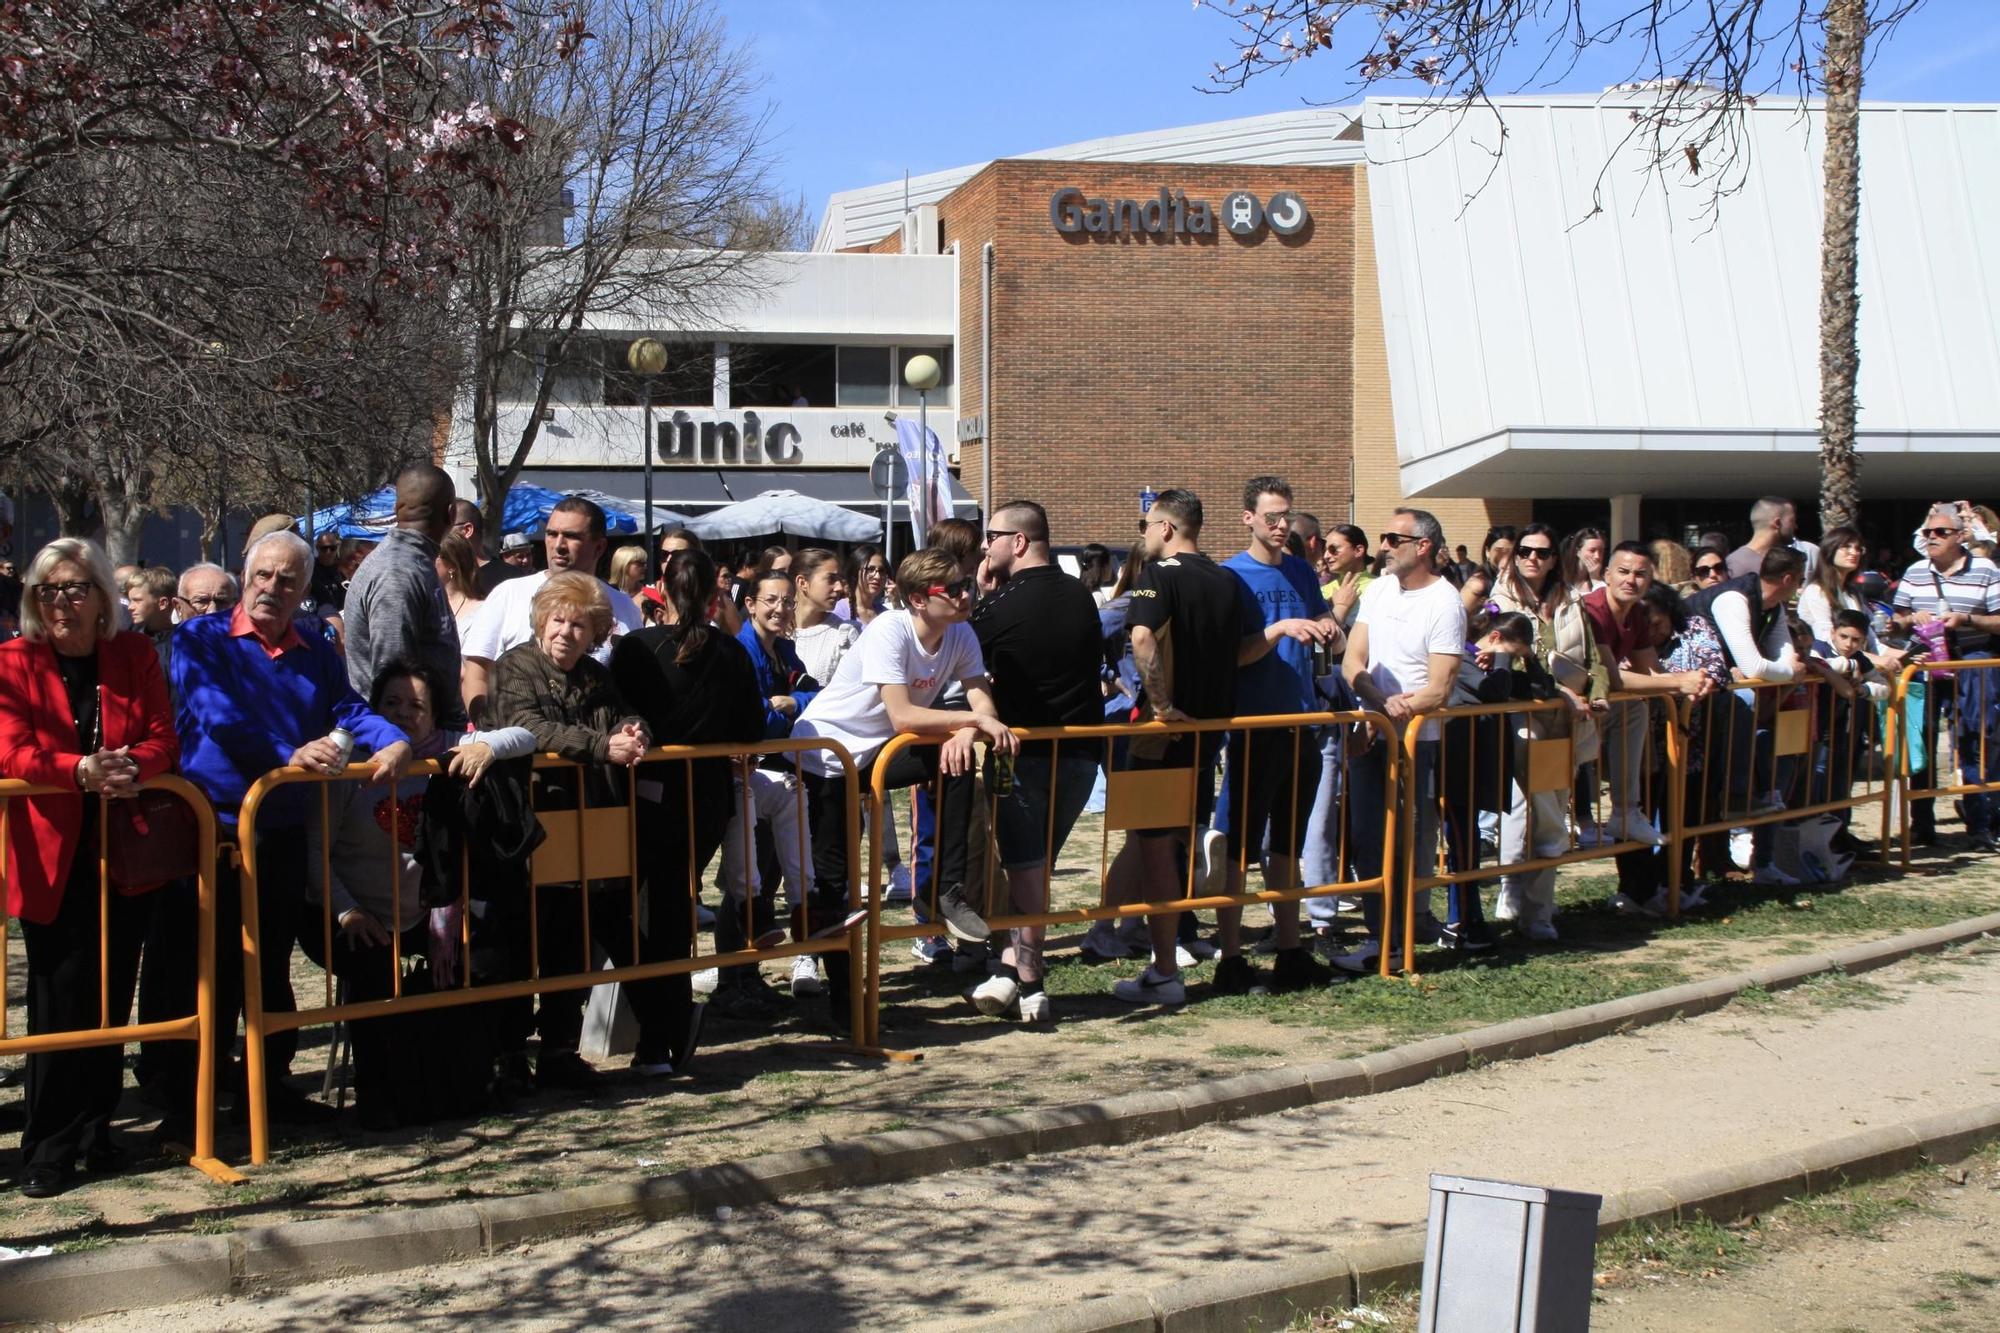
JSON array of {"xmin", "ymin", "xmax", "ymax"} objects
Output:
[{"xmin": 84, "ymin": 947, "xmax": 2000, "ymax": 1331}]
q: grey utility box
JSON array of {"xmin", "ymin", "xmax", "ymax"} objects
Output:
[{"xmin": 1418, "ymin": 1174, "xmax": 1602, "ymax": 1332}]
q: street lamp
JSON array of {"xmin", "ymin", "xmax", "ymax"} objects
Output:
[
  {"xmin": 903, "ymin": 353, "xmax": 942, "ymax": 533},
  {"xmin": 627, "ymin": 337, "xmax": 668, "ymax": 576}
]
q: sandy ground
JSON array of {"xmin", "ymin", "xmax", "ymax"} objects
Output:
[{"xmin": 68, "ymin": 940, "xmax": 2000, "ymax": 1330}]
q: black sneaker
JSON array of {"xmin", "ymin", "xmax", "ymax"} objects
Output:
[
  {"xmin": 708, "ymin": 972, "xmax": 790, "ymax": 1020},
  {"xmin": 534, "ymin": 1051, "xmax": 601, "ymax": 1091},
  {"xmin": 1440, "ymin": 921, "xmax": 1497, "ymax": 952},
  {"xmin": 1267, "ymin": 946, "xmax": 1334, "ymax": 993},
  {"xmin": 1211, "ymin": 954, "xmax": 1258, "ymax": 995},
  {"xmin": 492, "ymin": 1052, "xmax": 536, "ymax": 1103},
  {"xmin": 934, "ymin": 884, "xmax": 991, "ymax": 944}
]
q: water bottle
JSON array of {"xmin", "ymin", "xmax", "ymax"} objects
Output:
[{"xmin": 327, "ymin": 726, "xmax": 355, "ymax": 770}]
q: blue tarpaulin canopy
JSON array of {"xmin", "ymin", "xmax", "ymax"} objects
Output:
[{"xmin": 296, "ymin": 483, "xmax": 685, "ymax": 542}]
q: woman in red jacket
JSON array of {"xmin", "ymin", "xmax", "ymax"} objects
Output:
[{"xmin": 0, "ymin": 538, "xmax": 177, "ymax": 1198}]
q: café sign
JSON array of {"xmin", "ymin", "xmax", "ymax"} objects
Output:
[{"xmin": 1049, "ymin": 187, "xmax": 1309, "ymax": 239}]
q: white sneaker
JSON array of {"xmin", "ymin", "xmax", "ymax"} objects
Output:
[
  {"xmin": 1753, "ymin": 864, "xmax": 1802, "ymax": 887},
  {"xmin": 789, "ymin": 955, "xmax": 824, "ymax": 997},
  {"xmin": 1729, "ymin": 829, "xmax": 1753, "ymax": 871},
  {"xmin": 1175, "ymin": 944, "xmax": 1199, "ymax": 970},
  {"xmin": 1328, "ymin": 940, "xmax": 1381, "ymax": 975},
  {"xmin": 1080, "ymin": 920, "xmax": 1130, "ymax": 960},
  {"xmin": 1493, "ymin": 886, "xmax": 1522, "ymax": 923},
  {"xmin": 1111, "ymin": 967, "xmax": 1186, "ymax": 1006},
  {"xmin": 884, "ymin": 864, "xmax": 913, "ymax": 903},
  {"xmin": 1199, "ymin": 828, "xmax": 1227, "ymax": 895},
  {"xmin": 1016, "ymin": 991, "xmax": 1053, "ymax": 1023},
  {"xmin": 1611, "ymin": 810, "xmax": 1664, "ymax": 846},
  {"xmin": 1523, "ymin": 919, "xmax": 1560, "ymax": 943},
  {"xmin": 969, "ymin": 973, "xmax": 1019, "ymax": 1016},
  {"xmin": 909, "ymin": 936, "xmax": 949, "ymax": 966},
  {"xmin": 692, "ymin": 967, "xmax": 719, "ymax": 996}
]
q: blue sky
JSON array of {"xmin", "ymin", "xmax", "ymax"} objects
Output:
[{"xmin": 725, "ymin": 0, "xmax": 2000, "ymax": 230}]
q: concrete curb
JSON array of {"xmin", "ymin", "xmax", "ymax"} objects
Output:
[
  {"xmin": 951, "ymin": 1101, "xmax": 2000, "ymax": 1333},
  {"xmin": 4, "ymin": 912, "xmax": 1997, "ymax": 1325}
]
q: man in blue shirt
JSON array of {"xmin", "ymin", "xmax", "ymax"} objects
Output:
[
  {"xmin": 173, "ymin": 529, "xmax": 409, "ymax": 1124},
  {"xmin": 1213, "ymin": 476, "xmax": 1346, "ymax": 994}
]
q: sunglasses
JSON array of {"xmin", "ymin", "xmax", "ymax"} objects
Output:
[
  {"xmin": 1695, "ymin": 563, "xmax": 1726, "ymax": 577},
  {"xmin": 983, "ymin": 528, "xmax": 1020, "ymax": 544},
  {"xmin": 1516, "ymin": 545, "xmax": 1554, "ymax": 559},
  {"xmin": 1379, "ymin": 532, "xmax": 1424, "ymax": 548},
  {"xmin": 922, "ymin": 578, "xmax": 975, "ymax": 600},
  {"xmin": 33, "ymin": 581, "xmax": 94, "ymax": 605},
  {"xmin": 1921, "ymin": 526, "xmax": 1961, "ymax": 539}
]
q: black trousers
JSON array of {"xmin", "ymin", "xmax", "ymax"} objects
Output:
[
  {"xmin": 133, "ymin": 873, "xmax": 198, "ymax": 1101},
  {"xmin": 19, "ymin": 867, "xmax": 154, "ymax": 1168},
  {"xmin": 212, "ymin": 826, "xmax": 305, "ymax": 1097}
]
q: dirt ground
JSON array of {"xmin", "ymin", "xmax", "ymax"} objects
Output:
[
  {"xmin": 3, "ymin": 798, "xmax": 1997, "ymax": 1255},
  {"xmin": 64, "ymin": 938, "xmax": 2000, "ymax": 1329}
]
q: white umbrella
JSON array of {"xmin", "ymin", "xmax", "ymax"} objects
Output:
[
  {"xmin": 686, "ymin": 489, "xmax": 884, "ymax": 542},
  {"xmin": 571, "ymin": 489, "xmax": 691, "ymax": 535}
]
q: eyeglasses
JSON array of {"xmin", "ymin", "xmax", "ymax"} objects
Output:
[
  {"xmin": 983, "ymin": 528, "xmax": 1020, "ymax": 544},
  {"xmin": 183, "ymin": 593, "xmax": 238, "ymax": 612},
  {"xmin": 1516, "ymin": 545, "xmax": 1554, "ymax": 560},
  {"xmin": 923, "ymin": 578, "xmax": 975, "ymax": 600},
  {"xmin": 32, "ymin": 581, "xmax": 94, "ymax": 605},
  {"xmin": 1254, "ymin": 511, "xmax": 1293, "ymax": 528},
  {"xmin": 315, "ymin": 543, "xmax": 338, "ymax": 554},
  {"xmin": 1921, "ymin": 526, "xmax": 1961, "ymax": 539},
  {"xmin": 1694, "ymin": 562, "xmax": 1726, "ymax": 578},
  {"xmin": 1378, "ymin": 532, "xmax": 1424, "ymax": 548}
]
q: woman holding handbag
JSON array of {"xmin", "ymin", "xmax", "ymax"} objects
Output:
[{"xmin": 0, "ymin": 538, "xmax": 178, "ymax": 1197}]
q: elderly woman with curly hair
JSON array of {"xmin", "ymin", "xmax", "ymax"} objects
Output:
[
  {"xmin": 0, "ymin": 538, "xmax": 178, "ymax": 1197},
  {"xmin": 487, "ymin": 572, "xmax": 649, "ymax": 1091}
]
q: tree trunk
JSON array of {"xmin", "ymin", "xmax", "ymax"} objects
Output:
[
  {"xmin": 1816, "ymin": 0, "xmax": 1867, "ymax": 531},
  {"xmin": 47, "ymin": 474, "xmax": 97, "ymax": 540}
]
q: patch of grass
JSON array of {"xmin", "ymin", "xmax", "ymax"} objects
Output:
[
  {"xmin": 1600, "ymin": 1216, "xmax": 1757, "ymax": 1279},
  {"xmin": 875, "ymin": 1118, "xmax": 915, "ymax": 1133},
  {"xmin": 1733, "ymin": 981, "xmax": 1777, "ymax": 1007},
  {"xmin": 1914, "ymin": 1297, "xmax": 1957, "ymax": 1314},
  {"xmin": 1208, "ymin": 1043, "xmax": 1281, "ymax": 1060},
  {"xmin": 1938, "ymin": 1270, "xmax": 1999, "ymax": 1292},
  {"xmin": 1791, "ymin": 970, "xmax": 1891, "ymax": 1011},
  {"xmin": 1787, "ymin": 1187, "xmax": 1928, "ymax": 1238}
]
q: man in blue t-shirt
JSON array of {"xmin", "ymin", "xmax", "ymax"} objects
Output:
[{"xmin": 1211, "ymin": 475, "xmax": 1347, "ymax": 994}]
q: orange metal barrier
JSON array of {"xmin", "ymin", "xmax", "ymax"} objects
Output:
[
  {"xmin": 233, "ymin": 738, "xmax": 866, "ymax": 1165},
  {"xmin": 1892, "ymin": 658, "xmax": 2000, "ymax": 868},
  {"xmin": 862, "ymin": 711, "xmax": 1401, "ymax": 1046},
  {"xmin": 0, "ymin": 775, "xmax": 236, "ymax": 1183},
  {"xmin": 1669, "ymin": 675, "xmax": 1894, "ymax": 908}
]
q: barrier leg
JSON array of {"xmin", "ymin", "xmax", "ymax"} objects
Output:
[
  {"xmin": 190, "ymin": 841, "xmax": 241, "ymax": 1183},
  {"xmin": 237, "ymin": 839, "xmax": 271, "ymax": 1168}
]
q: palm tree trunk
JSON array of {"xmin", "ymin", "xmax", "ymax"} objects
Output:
[{"xmin": 1817, "ymin": 0, "xmax": 1867, "ymax": 530}]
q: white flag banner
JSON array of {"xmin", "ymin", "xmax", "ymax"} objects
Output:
[{"xmin": 894, "ymin": 417, "xmax": 952, "ymax": 547}]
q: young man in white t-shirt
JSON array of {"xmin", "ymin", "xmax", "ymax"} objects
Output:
[
  {"xmin": 1335, "ymin": 506, "xmax": 1466, "ymax": 973},
  {"xmin": 793, "ymin": 547, "xmax": 1019, "ymax": 1015},
  {"xmin": 459, "ymin": 496, "xmax": 642, "ymax": 723}
]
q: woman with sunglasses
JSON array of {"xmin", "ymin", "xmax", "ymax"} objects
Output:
[
  {"xmin": 1691, "ymin": 548, "xmax": 1730, "ymax": 588},
  {"xmin": 1487, "ymin": 523, "xmax": 1602, "ymax": 941},
  {"xmin": 0, "ymin": 538, "xmax": 178, "ymax": 1196}
]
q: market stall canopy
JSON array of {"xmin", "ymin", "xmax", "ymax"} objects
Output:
[
  {"xmin": 499, "ymin": 484, "xmax": 687, "ymax": 538},
  {"xmin": 685, "ymin": 489, "xmax": 884, "ymax": 542},
  {"xmin": 296, "ymin": 490, "xmax": 395, "ymax": 540}
]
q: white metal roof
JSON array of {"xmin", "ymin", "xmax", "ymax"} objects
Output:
[
  {"xmin": 1363, "ymin": 95, "xmax": 2000, "ymax": 498},
  {"xmin": 812, "ymin": 107, "xmax": 1363, "ymax": 251}
]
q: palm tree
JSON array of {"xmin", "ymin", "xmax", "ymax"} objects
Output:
[{"xmin": 1817, "ymin": 0, "xmax": 1868, "ymax": 531}]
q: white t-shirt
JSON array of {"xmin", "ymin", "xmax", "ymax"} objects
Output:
[
  {"xmin": 1356, "ymin": 575, "xmax": 1466, "ymax": 741},
  {"xmin": 459, "ymin": 569, "xmax": 642, "ymax": 667},
  {"xmin": 792, "ymin": 615, "xmax": 859, "ymax": 688},
  {"xmin": 793, "ymin": 610, "xmax": 985, "ymax": 774}
]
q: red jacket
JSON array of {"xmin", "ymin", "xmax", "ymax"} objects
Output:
[{"xmin": 0, "ymin": 632, "xmax": 179, "ymax": 923}]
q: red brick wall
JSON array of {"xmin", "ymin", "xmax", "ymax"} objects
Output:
[{"xmin": 941, "ymin": 160, "xmax": 1354, "ymax": 548}]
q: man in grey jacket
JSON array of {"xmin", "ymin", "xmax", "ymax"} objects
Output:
[{"xmin": 344, "ymin": 463, "xmax": 465, "ymax": 727}]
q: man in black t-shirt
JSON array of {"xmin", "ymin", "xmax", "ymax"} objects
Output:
[
  {"xmin": 1105, "ymin": 488, "xmax": 1318, "ymax": 1007},
  {"xmin": 963, "ymin": 500, "xmax": 1104, "ymax": 1023}
]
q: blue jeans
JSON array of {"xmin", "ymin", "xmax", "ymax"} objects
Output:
[{"xmin": 1953, "ymin": 653, "xmax": 2000, "ymax": 835}]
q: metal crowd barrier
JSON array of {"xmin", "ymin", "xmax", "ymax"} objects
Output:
[
  {"xmin": 233, "ymin": 738, "xmax": 864, "ymax": 1166},
  {"xmin": 1891, "ymin": 658, "xmax": 2000, "ymax": 868},
  {"xmin": 1669, "ymin": 675, "xmax": 1894, "ymax": 906},
  {"xmin": 862, "ymin": 711, "xmax": 1401, "ymax": 1044},
  {"xmin": 0, "ymin": 775, "xmax": 236, "ymax": 1182}
]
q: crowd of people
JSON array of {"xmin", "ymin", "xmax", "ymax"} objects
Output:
[{"xmin": 4, "ymin": 465, "xmax": 1998, "ymax": 1198}]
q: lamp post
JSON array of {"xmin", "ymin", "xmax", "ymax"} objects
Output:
[
  {"xmin": 902, "ymin": 353, "xmax": 942, "ymax": 532},
  {"xmin": 627, "ymin": 337, "xmax": 668, "ymax": 576}
]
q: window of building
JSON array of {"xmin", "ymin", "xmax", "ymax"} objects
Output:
[
  {"xmin": 893, "ymin": 345, "xmax": 954, "ymax": 407},
  {"xmin": 600, "ymin": 338, "xmax": 715, "ymax": 407},
  {"xmin": 836, "ymin": 345, "xmax": 892, "ymax": 407},
  {"xmin": 732, "ymin": 344, "xmax": 836, "ymax": 408}
]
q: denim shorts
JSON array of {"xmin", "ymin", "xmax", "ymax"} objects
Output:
[{"xmin": 993, "ymin": 748, "xmax": 1102, "ymax": 870}]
